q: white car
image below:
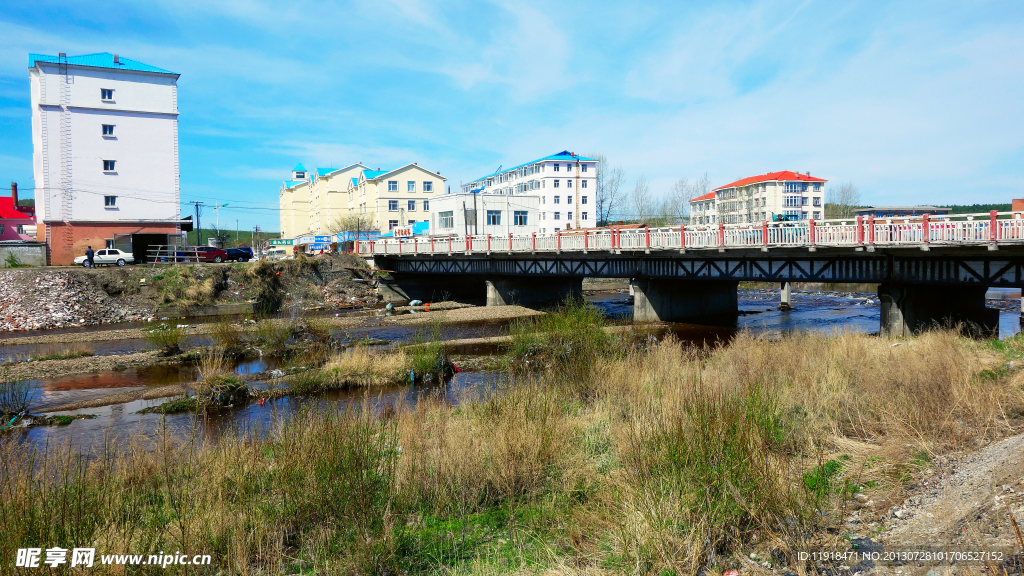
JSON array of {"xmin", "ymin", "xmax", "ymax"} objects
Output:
[{"xmin": 74, "ymin": 248, "xmax": 135, "ymax": 267}]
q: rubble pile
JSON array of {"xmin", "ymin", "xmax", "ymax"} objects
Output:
[
  {"xmin": 320, "ymin": 278, "xmax": 378, "ymax": 310},
  {"xmin": 0, "ymin": 271, "xmax": 152, "ymax": 331}
]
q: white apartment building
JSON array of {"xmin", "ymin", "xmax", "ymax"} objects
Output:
[
  {"xmin": 429, "ymin": 193, "xmax": 541, "ymax": 237},
  {"xmin": 690, "ymin": 192, "xmax": 717, "ymax": 224},
  {"xmin": 460, "ymin": 151, "xmax": 597, "ymax": 233},
  {"xmin": 29, "ymin": 52, "xmax": 182, "ymax": 264},
  {"xmin": 700, "ymin": 171, "xmax": 827, "ymax": 224}
]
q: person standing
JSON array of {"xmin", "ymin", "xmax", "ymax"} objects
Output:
[{"xmin": 85, "ymin": 246, "xmax": 95, "ymax": 267}]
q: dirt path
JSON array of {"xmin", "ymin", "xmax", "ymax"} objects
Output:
[
  {"xmin": 4, "ymin": 350, "xmax": 166, "ymax": 380},
  {"xmin": 882, "ymin": 431, "xmax": 1024, "ymax": 554}
]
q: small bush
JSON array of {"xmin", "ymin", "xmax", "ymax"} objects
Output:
[
  {"xmin": 144, "ymin": 322, "xmax": 186, "ymax": 355},
  {"xmin": 320, "ymin": 348, "xmax": 408, "ymax": 389},
  {"xmin": 0, "ymin": 376, "xmax": 35, "ymax": 416},
  {"xmin": 210, "ymin": 318, "xmax": 245, "ymax": 352},
  {"xmin": 506, "ymin": 296, "xmax": 610, "ymax": 385}
]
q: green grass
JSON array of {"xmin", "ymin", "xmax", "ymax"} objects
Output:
[
  {"xmin": 144, "ymin": 322, "xmax": 187, "ymax": 355},
  {"xmin": 33, "ymin": 350, "xmax": 94, "ymax": 362},
  {"xmin": 505, "ymin": 296, "xmax": 611, "ymax": 386}
]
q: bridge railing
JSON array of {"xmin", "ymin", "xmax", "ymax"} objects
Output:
[{"xmin": 355, "ymin": 211, "xmax": 1024, "ymax": 255}]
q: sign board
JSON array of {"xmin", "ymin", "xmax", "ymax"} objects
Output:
[
  {"xmin": 269, "ymin": 239, "xmax": 293, "ymax": 246},
  {"xmin": 314, "ymin": 235, "xmax": 331, "ymax": 243},
  {"xmin": 307, "ymin": 244, "xmax": 330, "ymax": 251},
  {"xmin": 392, "ymin": 227, "xmax": 413, "ymax": 237}
]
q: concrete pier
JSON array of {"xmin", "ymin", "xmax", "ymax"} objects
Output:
[
  {"xmin": 485, "ymin": 277, "xmax": 582, "ymax": 307},
  {"xmin": 878, "ymin": 283, "xmax": 998, "ymax": 337},
  {"xmin": 632, "ymin": 279, "xmax": 739, "ymax": 323},
  {"xmin": 780, "ymin": 282, "xmax": 793, "ymax": 311},
  {"xmin": 379, "ymin": 274, "xmax": 486, "ymax": 304}
]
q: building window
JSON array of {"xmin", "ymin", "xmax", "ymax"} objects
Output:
[
  {"xmin": 567, "ymin": 196, "xmax": 572, "ymax": 205},
  {"xmin": 408, "ymin": 220, "xmax": 416, "ymax": 225},
  {"xmin": 408, "ymin": 200, "xmax": 416, "ymax": 211},
  {"xmin": 553, "ymin": 163, "xmax": 559, "ymax": 172},
  {"xmin": 813, "ymin": 183, "xmax": 821, "ymax": 191},
  {"xmin": 423, "ymin": 181, "xmax": 433, "ymax": 192},
  {"xmin": 105, "ymin": 239, "xmax": 114, "ymax": 248},
  {"xmin": 581, "ymin": 180, "xmax": 587, "ymax": 188},
  {"xmin": 486, "ymin": 210, "xmax": 501, "ymax": 225},
  {"xmin": 565, "ymin": 163, "xmax": 572, "ymax": 171},
  {"xmin": 801, "ymin": 197, "xmax": 809, "ymax": 206},
  {"xmin": 567, "ymin": 212, "xmax": 573, "ymax": 221},
  {"xmin": 388, "ymin": 200, "xmax": 398, "ymax": 211},
  {"xmin": 423, "ymin": 200, "xmax": 429, "ymax": 211},
  {"xmin": 582, "ymin": 211, "xmax": 588, "ymax": 220},
  {"xmin": 407, "ymin": 181, "xmax": 415, "ymax": 192},
  {"xmin": 388, "ymin": 180, "xmax": 398, "ymax": 191},
  {"xmin": 554, "ymin": 211, "xmax": 561, "ymax": 220},
  {"xmin": 388, "ymin": 220, "xmax": 399, "ymax": 230},
  {"xmin": 813, "ymin": 197, "xmax": 821, "ymax": 207},
  {"xmin": 582, "ymin": 196, "xmax": 587, "ymax": 204},
  {"xmin": 101, "ymin": 88, "xmax": 114, "ymax": 101},
  {"xmin": 801, "ymin": 211, "xmax": 808, "ymax": 219},
  {"xmin": 104, "ymin": 195, "xmax": 117, "ymax": 207},
  {"xmin": 554, "ymin": 196, "xmax": 560, "ymax": 204},
  {"xmin": 439, "ymin": 210, "xmax": 454, "ymax": 228},
  {"xmin": 514, "ymin": 211, "xmax": 528, "ymax": 225},
  {"xmin": 554, "ymin": 180, "xmax": 560, "ymax": 188},
  {"xmin": 813, "ymin": 211, "xmax": 821, "ymax": 219},
  {"xmin": 102, "ymin": 124, "xmax": 114, "ymax": 136},
  {"xmin": 582, "ymin": 164, "xmax": 587, "ymax": 172},
  {"xmin": 103, "ymin": 160, "xmax": 116, "ymax": 172}
]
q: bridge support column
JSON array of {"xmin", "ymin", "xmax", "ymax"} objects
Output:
[
  {"xmin": 780, "ymin": 282, "xmax": 793, "ymax": 311},
  {"xmin": 632, "ymin": 279, "xmax": 739, "ymax": 323},
  {"xmin": 485, "ymin": 277, "xmax": 582, "ymax": 307},
  {"xmin": 378, "ymin": 274, "xmax": 486, "ymax": 304},
  {"xmin": 878, "ymin": 283, "xmax": 998, "ymax": 337}
]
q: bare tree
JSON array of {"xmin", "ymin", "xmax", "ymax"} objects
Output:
[
  {"xmin": 825, "ymin": 182, "xmax": 861, "ymax": 219},
  {"xmin": 590, "ymin": 153, "xmax": 625, "ymax": 225},
  {"xmin": 667, "ymin": 177, "xmax": 690, "ymax": 224},
  {"xmin": 330, "ymin": 212, "xmax": 378, "ymax": 252},
  {"xmin": 630, "ymin": 175, "xmax": 652, "ymax": 223}
]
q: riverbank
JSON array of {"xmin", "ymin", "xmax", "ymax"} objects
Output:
[{"xmin": 3, "ymin": 300, "xmax": 1023, "ymax": 575}]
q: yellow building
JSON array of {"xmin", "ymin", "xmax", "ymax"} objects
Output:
[{"xmin": 281, "ymin": 162, "xmax": 448, "ymax": 236}]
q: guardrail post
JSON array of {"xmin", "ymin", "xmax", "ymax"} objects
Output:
[
  {"xmin": 867, "ymin": 216, "xmax": 875, "ymax": 245},
  {"xmin": 856, "ymin": 216, "xmax": 863, "ymax": 245},
  {"xmin": 762, "ymin": 220, "xmax": 768, "ymax": 246},
  {"xmin": 431, "ymin": 236, "xmax": 435, "ymax": 253},
  {"xmin": 809, "ymin": 219, "xmax": 816, "ymax": 246},
  {"xmin": 532, "ymin": 232, "xmax": 536, "ymax": 251},
  {"xmin": 991, "ymin": 210, "xmax": 999, "ymax": 242},
  {"xmin": 355, "ymin": 240, "xmax": 359, "ymax": 254},
  {"xmin": 557, "ymin": 230, "xmax": 562, "ymax": 251},
  {"xmin": 584, "ymin": 230, "xmax": 589, "ymax": 250},
  {"xmin": 922, "ymin": 213, "xmax": 930, "ymax": 245},
  {"xmin": 487, "ymin": 234, "xmax": 491, "ymax": 252},
  {"xmin": 398, "ymin": 238, "xmax": 402, "ymax": 253},
  {"xmin": 509, "ymin": 233, "xmax": 513, "ymax": 251},
  {"xmin": 681, "ymin": 225, "xmax": 686, "ymax": 249},
  {"xmin": 645, "ymin": 226, "xmax": 650, "ymax": 248},
  {"xmin": 611, "ymin": 228, "xmax": 617, "ymax": 249},
  {"xmin": 718, "ymin": 223, "xmax": 725, "ymax": 247},
  {"xmin": 383, "ymin": 239, "xmax": 387, "ymax": 254}
]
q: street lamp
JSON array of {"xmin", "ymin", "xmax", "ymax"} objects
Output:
[{"xmin": 214, "ymin": 203, "xmax": 228, "ymax": 246}]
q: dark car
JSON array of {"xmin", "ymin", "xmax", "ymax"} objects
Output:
[{"xmin": 225, "ymin": 247, "xmax": 254, "ymax": 262}]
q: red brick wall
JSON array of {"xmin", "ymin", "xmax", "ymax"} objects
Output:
[{"xmin": 42, "ymin": 222, "xmax": 178, "ymax": 265}]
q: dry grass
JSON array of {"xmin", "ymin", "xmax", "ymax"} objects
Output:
[
  {"xmin": 2, "ymin": 325, "xmax": 1022, "ymax": 575},
  {"xmin": 320, "ymin": 347, "xmax": 409, "ymax": 388}
]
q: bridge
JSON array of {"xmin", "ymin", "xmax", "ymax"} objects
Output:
[{"xmin": 359, "ymin": 211, "xmax": 1024, "ymax": 336}]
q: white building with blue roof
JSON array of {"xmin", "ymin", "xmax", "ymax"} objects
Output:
[
  {"xmin": 28, "ymin": 52, "xmax": 182, "ymax": 264},
  {"xmin": 460, "ymin": 151, "xmax": 598, "ymax": 232}
]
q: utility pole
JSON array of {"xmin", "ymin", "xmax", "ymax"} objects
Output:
[
  {"xmin": 187, "ymin": 201, "xmax": 205, "ymax": 245},
  {"xmin": 574, "ymin": 153, "xmax": 581, "ymax": 229}
]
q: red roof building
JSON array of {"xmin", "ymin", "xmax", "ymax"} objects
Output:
[
  {"xmin": 705, "ymin": 170, "xmax": 828, "ymax": 224},
  {"xmin": 0, "ymin": 195, "xmax": 36, "ymax": 241}
]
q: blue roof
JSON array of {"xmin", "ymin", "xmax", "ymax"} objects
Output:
[
  {"xmin": 469, "ymin": 150, "xmax": 596, "ymax": 184},
  {"xmin": 315, "ymin": 167, "xmax": 338, "ymax": 177},
  {"xmin": 351, "ymin": 177, "xmax": 358, "ymax": 186},
  {"xmin": 362, "ymin": 169, "xmax": 390, "ymax": 180},
  {"xmin": 283, "ymin": 180, "xmax": 305, "ymax": 188},
  {"xmin": 29, "ymin": 52, "xmax": 176, "ymax": 75},
  {"xmin": 293, "ymin": 163, "xmax": 306, "ymax": 171}
]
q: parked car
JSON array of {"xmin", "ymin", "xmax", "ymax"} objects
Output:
[
  {"xmin": 74, "ymin": 248, "xmax": 135, "ymax": 267},
  {"xmin": 225, "ymin": 247, "xmax": 254, "ymax": 262},
  {"xmin": 175, "ymin": 246, "xmax": 228, "ymax": 263}
]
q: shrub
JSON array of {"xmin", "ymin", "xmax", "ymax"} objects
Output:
[
  {"xmin": 210, "ymin": 318, "xmax": 245, "ymax": 352},
  {"xmin": 321, "ymin": 348, "xmax": 408, "ymax": 389},
  {"xmin": 144, "ymin": 322, "xmax": 186, "ymax": 355},
  {"xmin": 0, "ymin": 376, "xmax": 35, "ymax": 416}
]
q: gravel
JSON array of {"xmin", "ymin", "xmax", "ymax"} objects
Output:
[{"xmin": 0, "ymin": 269, "xmax": 152, "ymax": 331}]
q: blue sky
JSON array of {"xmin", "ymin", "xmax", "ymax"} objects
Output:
[{"xmin": 1, "ymin": 0, "xmax": 1022, "ymax": 231}]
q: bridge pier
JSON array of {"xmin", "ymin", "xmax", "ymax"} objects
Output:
[
  {"xmin": 485, "ymin": 276, "xmax": 582, "ymax": 307},
  {"xmin": 378, "ymin": 274, "xmax": 487, "ymax": 304},
  {"xmin": 780, "ymin": 282, "xmax": 793, "ymax": 311},
  {"xmin": 632, "ymin": 279, "xmax": 739, "ymax": 323},
  {"xmin": 878, "ymin": 283, "xmax": 998, "ymax": 337}
]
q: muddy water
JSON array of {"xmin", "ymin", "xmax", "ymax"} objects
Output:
[{"xmin": 11, "ymin": 370, "xmax": 503, "ymax": 454}]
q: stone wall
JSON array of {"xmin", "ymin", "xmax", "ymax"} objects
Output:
[{"xmin": 0, "ymin": 242, "xmax": 47, "ymax": 267}]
